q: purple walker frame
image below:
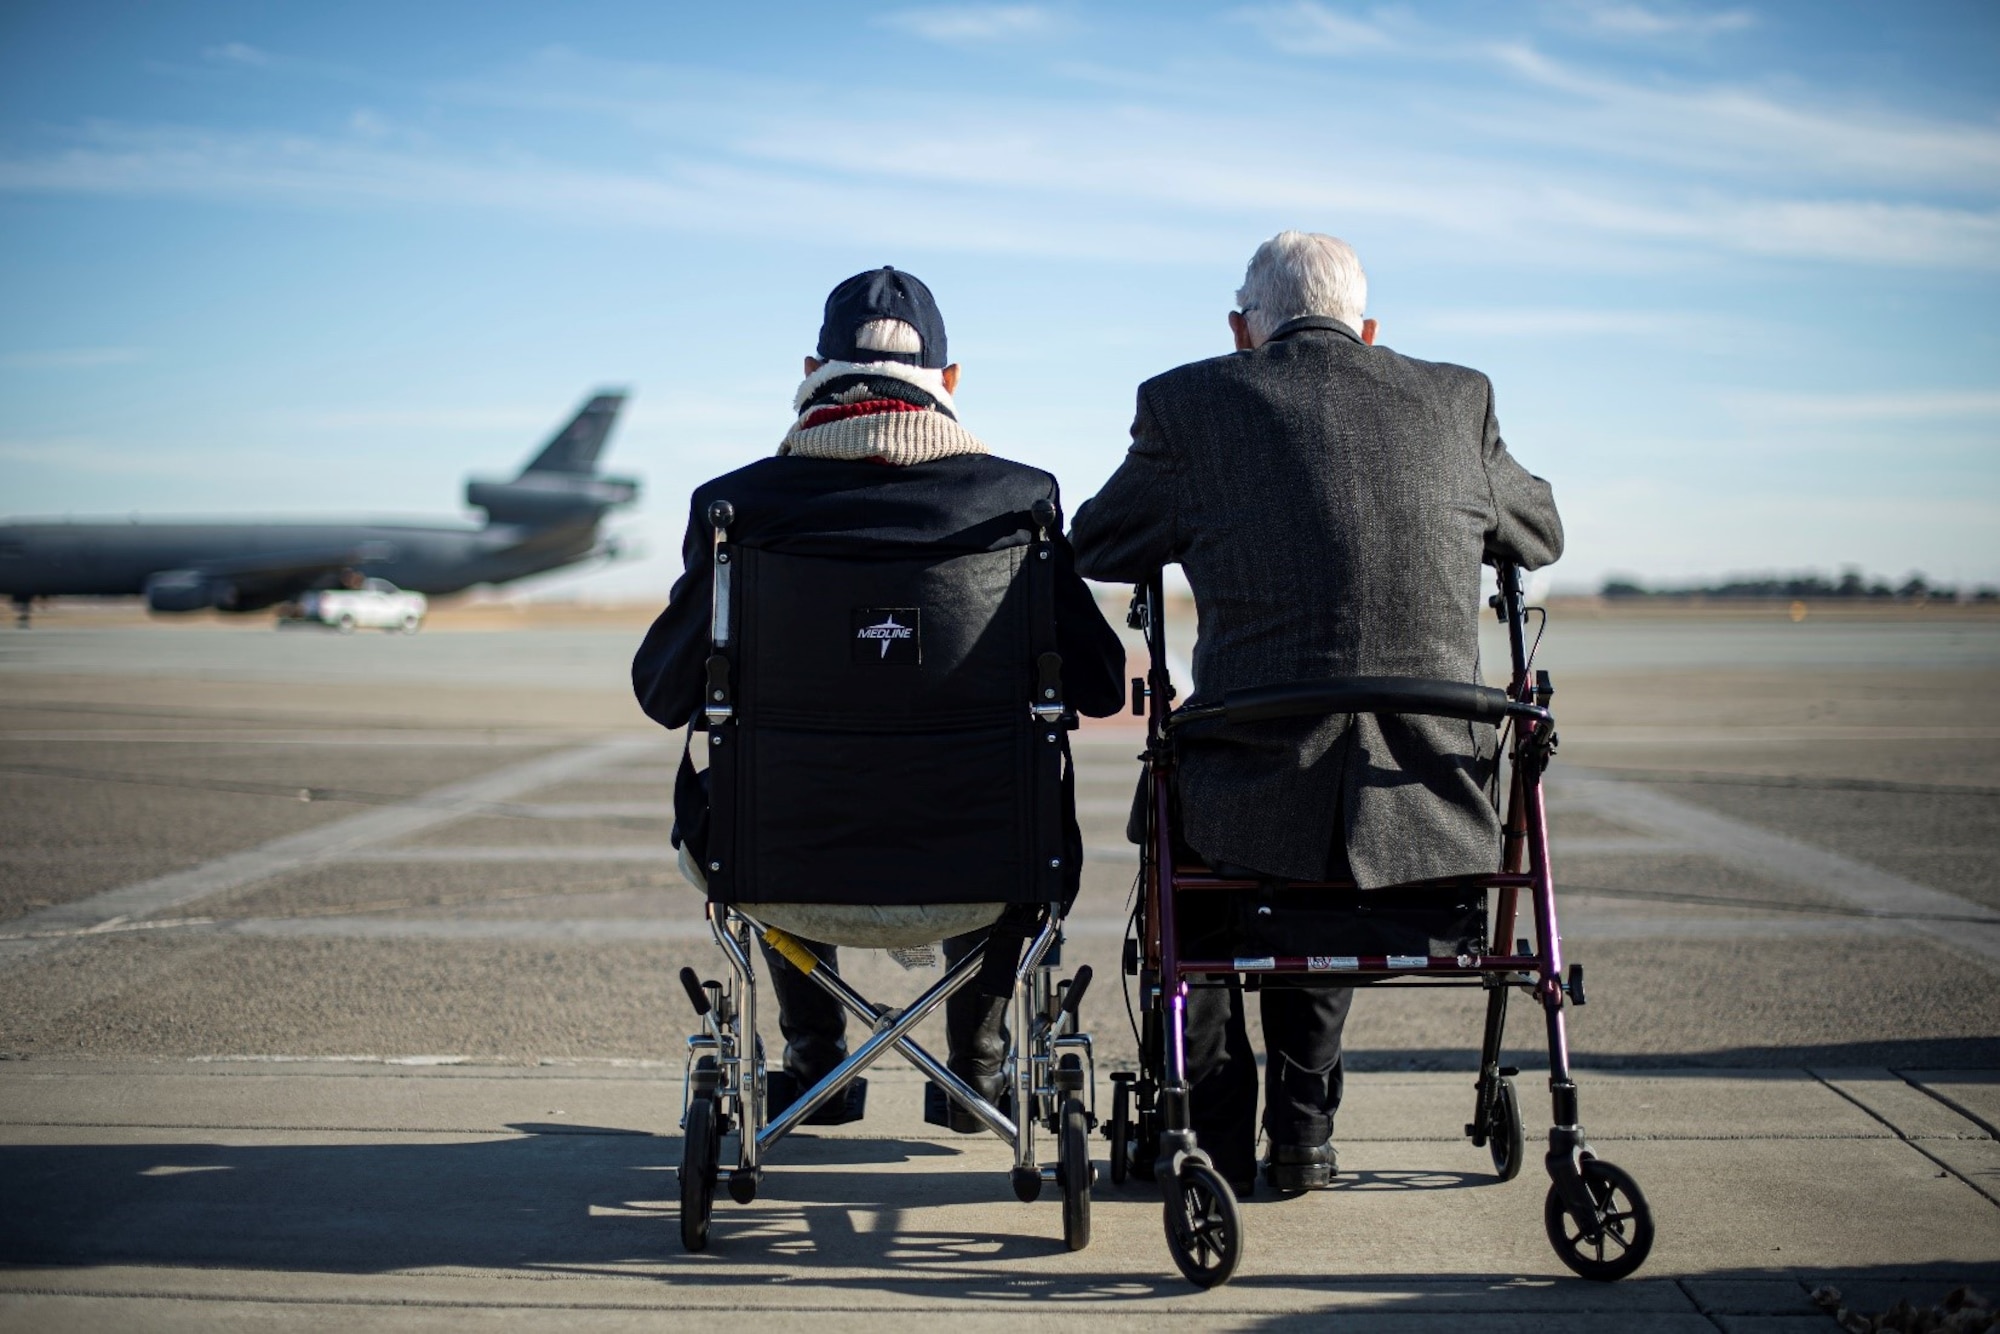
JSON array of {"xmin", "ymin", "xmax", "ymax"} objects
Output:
[{"xmin": 1111, "ymin": 563, "xmax": 1655, "ymax": 1288}]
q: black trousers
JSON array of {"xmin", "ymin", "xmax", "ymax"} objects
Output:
[
  {"xmin": 758, "ymin": 928, "xmax": 1001, "ymax": 1081},
  {"xmin": 1184, "ymin": 979, "xmax": 1353, "ymax": 1183},
  {"xmin": 1184, "ymin": 823, "xmax": 1360, "ymax": 1184}
]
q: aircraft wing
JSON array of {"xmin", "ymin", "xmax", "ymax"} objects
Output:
[
  {"xmin": 192, "ymin": 541, "xmax": 394, "ymax": 589},
  {"xmin": 145, "ymin": 541, "xmax": 399, "ymax": 613}
]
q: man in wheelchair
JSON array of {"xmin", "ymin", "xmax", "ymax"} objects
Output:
[
  {"xmin": 633, "ymin": 266, "xmax": 1124, "ymax": 1130},
  {"xmin": 1071, "ymin": 231, "xmax": 1564, "ymax": 1195}
]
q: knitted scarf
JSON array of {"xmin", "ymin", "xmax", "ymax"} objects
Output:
[{"xmin": 778, "ymin": 359, "xmax": 990, "ymax": 466}]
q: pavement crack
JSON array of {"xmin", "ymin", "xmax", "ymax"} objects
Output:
[
  {"xmin": 1809, "ymin": 1070, "xmax": 2000, "ymax": 1209},
  {"xmin": 1890, "ymin": 1070, "xmax": 2000, "ymax": 1141}
]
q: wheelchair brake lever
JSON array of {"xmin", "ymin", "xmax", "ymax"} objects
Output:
[{"xmin": 1062, "ymin": 965, "xmax": 1093, "ymax": 1021}]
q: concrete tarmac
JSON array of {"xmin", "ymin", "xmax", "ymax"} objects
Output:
[{"xmin": 2, "ymin": 604, "xmax": 1998, "ymax": 1330}]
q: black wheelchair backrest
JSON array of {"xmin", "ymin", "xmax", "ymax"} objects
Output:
[{"xmin": 699, "ymin": 516, "xmax": 1070, "ymax": 909}]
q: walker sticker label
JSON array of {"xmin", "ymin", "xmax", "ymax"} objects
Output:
[
  {"xmin": 852, "ymin": 608, "xmax": 921, "ymax": 665},
  {"xmin": 1386, "ymin": 955, "xmax": 1429, "ymax": 969},
  {"xmin": 1308, "ymin": 956, "xmax": 1359, "ymax": 971},
  {"xmin": 1233, "ymin": 956, "xmax": 1277, "ymax": 971}
]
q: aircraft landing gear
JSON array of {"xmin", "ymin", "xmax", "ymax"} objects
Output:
[{"xmin": 12, "ymin": 596, "xmax": 30, "ymax": 629}]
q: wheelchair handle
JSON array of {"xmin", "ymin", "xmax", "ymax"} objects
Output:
[
  {"xmin": 1171, "ymin": 675, "xmax": 1545, "ymax": 728},
  {"xmin": 678, "ymin": 966, "xmax": 711, "ymax": 1017}
]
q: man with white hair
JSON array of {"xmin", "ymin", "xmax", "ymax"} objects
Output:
[
  {"xmin": 1071, "ymin": 231, "xmax": 1564, "ymax": 1194},
  {"xmin": 635, "ymin": 266, "xmax": 1124, "ymax": 1128}
]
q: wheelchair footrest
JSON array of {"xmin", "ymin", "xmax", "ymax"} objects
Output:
[
  {"xmin": 924, "ymin": 1080, "xmax": 1013, "ymax": 1134},
  {"xmin": 767, "ymin": 1070, "xmax": 868, "ymax": 1126}
]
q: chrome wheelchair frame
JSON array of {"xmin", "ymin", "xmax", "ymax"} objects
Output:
[{"xmin": 673, "ymin": 497, "xmax": 1099, "ymax": 1254}]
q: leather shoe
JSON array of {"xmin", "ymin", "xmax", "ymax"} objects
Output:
[
  {"xmin": 924, "ymin": 1069, "xmax": 1011, "ymax": 1134},
  {"xmin": 1263, "ymin": 1140, "xmax": 1338, "ymax": 1192},
  {"xmin": 766, "ymin": 1069, "xmax": 867, "ymax": 1126}
]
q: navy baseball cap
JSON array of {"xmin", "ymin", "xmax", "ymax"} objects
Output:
[{"xmin": 816, "ymin": 266, "xmax": 948, "ymax": 369}]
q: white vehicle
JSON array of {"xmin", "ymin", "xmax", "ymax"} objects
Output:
[{"xmin": 283, "ymin": 579, "xmax": 428, "ymax": 634}]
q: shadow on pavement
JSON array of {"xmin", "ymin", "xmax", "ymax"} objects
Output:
[
  {"xmin": 0, "ymin": 1124, "xmax": 1113, "ymax": 1284},
  {"xmin": 1347, "ymin": 1037, "xmax": 2000, "ymax": 1071},
  {"xmin": 6, "ymin": 1123, "xmax": 1996, "ymax": 1310}
]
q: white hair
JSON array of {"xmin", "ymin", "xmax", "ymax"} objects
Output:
[
  {"xmin": 1234, "ymin": 231, "xmax": 1367, "ymax": 343},
  {"xmin": 852, "ymin": 318, "xmax": 923, "ymax": 356}
]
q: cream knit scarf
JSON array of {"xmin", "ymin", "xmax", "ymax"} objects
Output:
[{"xmin": 778, "ymin": 360, "xmax": 990, "ymax": 466}]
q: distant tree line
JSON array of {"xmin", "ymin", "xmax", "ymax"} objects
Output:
[{"xmin": 1601, "ymin": 569, "xmax": 1999, "ymax": 603}]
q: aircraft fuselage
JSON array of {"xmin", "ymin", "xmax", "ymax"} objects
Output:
[
  {"xmin": 0, "ymin": 518, "xmax": 599, "ymax": 600},
  {"xmin": 0, "ymin": 390, "xmax": 636, "ymax": 618}
]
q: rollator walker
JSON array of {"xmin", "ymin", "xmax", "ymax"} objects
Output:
[
  {"xmin": 1109, "ymin": 562, "xmax": 1655, "ymax": 1288},
  {"xmin": 675, "ymin": 498, "xmax": 1098, "ymax": 1253}
]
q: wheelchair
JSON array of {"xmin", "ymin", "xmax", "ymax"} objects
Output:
[
  {"xmin": 674, "ymin": 498, "xmax": 1098, "ymax": 1254},
  {"xmin": 1109, "ymin": 563, "xmax": 1655, "ymax": 1288}
]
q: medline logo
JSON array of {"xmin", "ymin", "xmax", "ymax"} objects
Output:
[
  {"xmin": 851, "ymin": 607, "xmax": 922, "ymax": 665},
  {"xmin": 858, "ymin": 613, "xmax": 913, "ymax": 657}
]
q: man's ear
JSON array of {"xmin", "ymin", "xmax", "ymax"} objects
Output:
[
  {"xmin": 941, "ymin": 364, "xmax": 960, "ymax": 394},
  {"xmin": 804, "ymin": 356, "xmax": 824, "ymax": 376},
  {"xmin": 1228, "ymin": 310, "xmax": 1255, "ymax": 351},
  {"xmin": 1360, "ymin": 318, "xmax": 1378, "ymax": 346}
]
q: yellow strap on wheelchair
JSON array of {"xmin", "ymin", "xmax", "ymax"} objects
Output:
[{"xmin": 762, "ymin": 926, "xmax": 819, "ymax": 975}]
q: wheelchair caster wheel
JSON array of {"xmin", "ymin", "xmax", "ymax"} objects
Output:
[
  {"xmin": 1058, "ymin": 1097, "xmax": 1092, "ymax": 1251},
  {"xmin": 679, "ymin": 1091, "xmax": 720, "ymax": 1252},
  {"xmin": 728, "ymin": 1168, "xmax": 758, "ymax": 1205},
  {"xmin": 1164, "ymin": 1160, "xmax": 1242, "ymax": 1289},
  {"xmin": 1544, "ymin": 1157, "xmax": 1654, "ymax": 1281},
  {"xmin": 1010, "ymin": 1164, "xmax": 1042, "ymax": 1203},
  {"xmin": 1488, "ymin": 1076, "xmax": 1524, "ymax": 1182},
  {"xmin": 1106, "ymin": 1077, "xmax": 1132, "ymax": 1187}
]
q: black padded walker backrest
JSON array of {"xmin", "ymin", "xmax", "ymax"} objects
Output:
[{"xmin": 703, "ymin": 541, "xmax": 1064, "ymax": 907}]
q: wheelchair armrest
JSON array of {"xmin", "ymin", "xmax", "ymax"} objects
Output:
[{"xmin": 1174, "ymin": 675, "xmax": 1526, "ymax": 727}]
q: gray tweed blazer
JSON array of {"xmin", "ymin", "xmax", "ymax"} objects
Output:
[{"xmin": 1071, "ymin": 316, "xmax": 1563, "ymax": 888}]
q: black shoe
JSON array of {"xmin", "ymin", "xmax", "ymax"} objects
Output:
[
  {"xmin": 924, "ymin": 1072, "xmax": 1011, "ymax": 1134},
  {"xmin": 1263, "ymin": 1140, "xmax": 1337, "ymax": 1192},
  {"xmin": 766, "ymin": 1069, "xmax": 868, "ymax": 1126}
]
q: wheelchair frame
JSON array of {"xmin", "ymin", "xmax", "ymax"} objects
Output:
[
  {"xmin": 1111, "ymin": 562, "xmax": 1655, "ymax": 1288},
  {"xmin": 673, "ymin": 498, "xmax": 1099, "ymax": 1254}
]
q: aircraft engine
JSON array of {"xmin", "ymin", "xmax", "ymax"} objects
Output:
[{"xmin": 144, "ymin": 569, "xmax": 228, "ymax": 613}]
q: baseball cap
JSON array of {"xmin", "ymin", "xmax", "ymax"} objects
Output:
[{"xmin": 816, "ymin": 266, "xmax": 948, "ymax": 369}]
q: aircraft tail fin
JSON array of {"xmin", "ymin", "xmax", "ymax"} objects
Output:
[{"xmin": 521, "ymin": 392, "xmax": 627, "ymax": 475}]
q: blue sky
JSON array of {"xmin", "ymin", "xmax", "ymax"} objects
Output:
[{"xmin": 2, "ymin": 0, "xmax": 1996, "ymax": 596}]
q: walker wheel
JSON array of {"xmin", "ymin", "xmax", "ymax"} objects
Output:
[
  {"xmin": 1164, "ymin": 1160, "xmax": 1242, "ymax": 1288},
  {"xmin": 679, "ymin": 1091, "xmax": 721, "ymax": 1252},
  {"xmin": 1106, "ymin": 1078, "xmax": 1132, "ymax": 1186},
  {"xmin": 1059, "ymin": 1097, "xmax": 1093, "ymax": 1251},
  {"xmin": 1544, "ymin": 1157, "xmax": 1654, "ymax": 1281},
  {"xmin": 1489, "ymin": 1076, "xmax": 1525, "ymax": 1182}
]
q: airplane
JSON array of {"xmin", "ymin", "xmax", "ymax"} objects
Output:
[{"xmin": 0, "ymin": 391, "xmax": 639, "ymax": 626}]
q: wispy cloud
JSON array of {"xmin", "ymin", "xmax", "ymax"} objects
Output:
[
  {"xmin": 6, "ymin": 98, "xmax": 1996, "ymax": 273},
  {"xmin": 877, "ymin": 6, "xmax": 1065, "ymax": 45},
  {"xmin": 201, "ymin": 42, "xmax": 272, "ymax": 68},
  {"xmin": 1482, "ymin": 43, "xmax": 2000, "ymax": 187},
  {"xmin": 1231, "ymin": 2, "xmax": 1397, "ymax": 55},
  {"xmin": 1730, "ymin": 389, "xmax": 2000, "ymax": 422},
  {"xmin": 0, "ymin": 347, "xmax": 147, "ymax": 369},
  {"xmin": 1417, "ymin": 308, "xmax": 1700, "ymax": 337},
  {"xmin": 0, "ymin": 436, "xmax": 287, "ymax": 479},
  {"xmin": 1553, "ymin": 2, "xmax": 1755, "ymax": 40}
]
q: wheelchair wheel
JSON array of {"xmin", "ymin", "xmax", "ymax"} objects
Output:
[
  {"xmin": 1164, "ymin": 1160, "xmax": 1242, "ymax": 1289},
  {"xmin": 1107, "ymin": 1078, "xmax": 1131, "ymax": 1186},
  {"xmin": 680, "ymin": 1090, "xmax": 721, "ymax": 1252},
  {"xmin": 1059, "ymin": 1097, "xmax": 1092, "ymax": 1251},
  {"xmin": 1543, "ymin": 1157, "xmax": 1654, "ymax": 1281},
  {"xmin": 1489, "ymin": 1076, "xmax": 1525, "ymax": 1182}
]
